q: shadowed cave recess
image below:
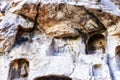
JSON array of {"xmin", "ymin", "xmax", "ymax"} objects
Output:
[{"xmin": 0, "ymin": 0, "xmax": 120, "ymax": 80}]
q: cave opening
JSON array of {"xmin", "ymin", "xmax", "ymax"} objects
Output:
[
  {"xmin": 7, "ymin": 58, "xmax": 29, "ymax": 80},
  {"xmin": 87, "ymin": 34, "xmax": 106, "ymax": 54},
  {"xmin": 115, "ymin": 45, "xmax": 120, "ymax": 71},
  {"xmin": 34, "ymin": 75, "xmax": 72, "ymax": 80}
]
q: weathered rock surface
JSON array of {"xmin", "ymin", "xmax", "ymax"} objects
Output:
[
  {"xmin": 0, "ymin": 13, "xmax": 34, "ymax": 52},
  {"xmin": 0, "ymin": 0, "xmax": 120, "ymax": 80}
]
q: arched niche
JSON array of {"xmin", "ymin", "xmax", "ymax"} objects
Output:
[
  {"xmin": 34, "ymin": 75, "xmax": 72, "ymax": 80},
  {"xmin": 92, "ymin": 64, "xmax": 102, "ymax": 77},
  {"xmin": 87, "ymin": 34, "xmax": 106, "ymax": 54},
  {"xmin": 115, "ymin": 45, "xmax": 120, "ymax": 70},
  {"xmin": 7, "ymin": 58, "xmax": 29, "ymax": 80}
]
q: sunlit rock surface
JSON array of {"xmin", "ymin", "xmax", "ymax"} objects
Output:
[{"xmin": 0, "ymin": 0, "xmax": 120, "ymax": 80}]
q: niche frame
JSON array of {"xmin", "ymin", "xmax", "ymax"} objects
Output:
[
  {"xmin": 86, "ymin": 33, "xmax": 106, "ymax": 54},
  {"xmin": 7, "ymin": 58, "xmax": 29, "ymax": 80},
  {"xmin": 33, "ymin": 75, "xmax": 72, "ymax": 80}
]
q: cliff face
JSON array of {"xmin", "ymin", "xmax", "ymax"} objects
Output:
[{"xmin": 0, "ymin": 0, "xmax": 120, "ymax": 80}]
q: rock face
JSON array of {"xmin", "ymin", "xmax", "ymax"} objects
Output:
[{"xmin": 0, "ymin": 0, "xmax": 120, "ymax": 80}]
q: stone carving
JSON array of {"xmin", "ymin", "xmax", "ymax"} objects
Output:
[
  {"xmin": 115, "ymin": 46, "xmax": 120, "ymax": 71},
  {"xmin": 87, "ymin": 34, "xmax": 106, "ymax": 54},
  {"xmin": 7, "ymin": 58, "xmax": 29, "ymax": 80},
  {"xmin": 0, "ymin": 0, "xmax": 119, "ymax": 80}
]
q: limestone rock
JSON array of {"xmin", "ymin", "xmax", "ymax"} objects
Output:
[
  {"xmin": 0, "ymin": 0, "xmax": 120, "ymax": 80},
  {"xmin": 37, "ymin": 4, "xmax": 104, "ymax": 37},
  {"xmin": 0, "ymin": 13, "xmax": 34, "ymax": 52},
  {"xmin": 15, "ymin": 3, "xmax": 37, "ymax": 21}
]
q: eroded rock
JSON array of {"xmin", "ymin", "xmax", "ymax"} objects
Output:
[
  {"xmin": 0, "ymin": 0, "xmax": 120, "ymax": 80},
  {"xmin": 0, "ymin": 13, "xmax": 34, "ymax": 52}
]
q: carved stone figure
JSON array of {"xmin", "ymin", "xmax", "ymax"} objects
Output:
[{"xmin": 7, "ymin": 59, "xmax": 29, "ymax": 80}]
